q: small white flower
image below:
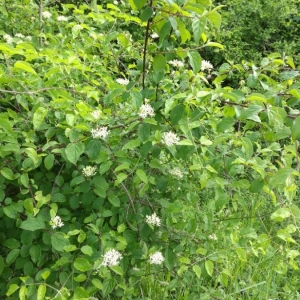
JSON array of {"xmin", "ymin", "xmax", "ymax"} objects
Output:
[
  {"xmin": 113, "ymin": 0, "xmax": 119, "ymax": 4},
  {"xmin": 208, "ymin": 233, "xmax": 218, "ymax": 240},
  {"xmin": 146, "ymin": 212, "xmax": 161, "ymax": 227},
  {"xmin": 3, "ymin": 34, "xmax": 13, "ymax": 44},
  {"xmin": 51, "ymin": 216, "xmax": 64, "ymax": 229},
  {"xmin": 169, "ymin": 168, "xmax": 183, "ymax": 179},
  {"xmin": 169, "ymin": 59, "xmax": 184, "ymax": 68},
  {"xmin": 57, "ymin": 15, "xmax": 68, "ymax": 21},
  {"xmin": 162, "ymin": 131, "xmax": 179, "ymax": 146},
  {"xmin": 139, "ymin": 103, "xmax": 155, "ymax": 119},
  {"xmin": 116, "ymin": 78, "xmax": 129, "ymax": 85},
  {"xmin": 101, "ymin": 249, "xmax": 122, "ymax": 267},
  {"xmin": 151, "ymin": 32, "xmax": 159, "ymax": 39},
  {"xmin": 82, "ymin": 166, "xmax": 97, "ymax": 177},
  {"xmin": 15, "ymin": 33, "xmax": 25, "ymax": 38},
  {"xmin": 201, "ymin": 60, "xmax": 213, "ymax": 71},
  {"xmin": 25, "ymin": 36, "xmax": 32, "ymax": 41},
  {"xmin": 91, "ymin": 126, "xmax": 110, "ymax": 139},
  {"xmin": 149, "ymin": 251, "xmax": 164, "ymax": 265},
  {"xmin": 73, "ymin": 24, "xmax": 82, "ymax": 31},
  {"xmin": 42, "ymin": 11, "xmax": 52, "ymax": 19},
  {"xmin": 91, "ymin": 110, "xmax": 101, "ymax": 119}
]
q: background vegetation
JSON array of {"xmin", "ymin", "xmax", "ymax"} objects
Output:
[{"xmin": 0, "ymin": 0, "xmax": 300, "ymax": 299}]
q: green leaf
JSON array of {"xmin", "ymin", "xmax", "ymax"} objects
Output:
[
  {"xmin": 279, "ymin": 71, "xmax": 299, "ymax": 80},
  {"xmin": 1, "ymin": 167, "xmax": 15, "ymax": 180},
  {"xmin": 249, "ymin": 179, "xmax": 264, "ymax": 193},
  {"xmin": 20, "ymin": 217, "xmax": 45, "ymax": 231},
  {"xmin": 92, "ymin": 278, "xmax": 103, "ymax": 289},
  {"xmin": 6, "ymin": 284, "xmax": 19, "ymax": 296},
  {"xmin": 65, "ymin": 142, "xmax": 84, "ymax": 165},
  {"xmin": 37, "ymin": 284, "xmax": 46, "ymax": 300},
  {"xmin": 108, "ymin": 194, "xmax": 120, "ymax": 207},
  {"xmin": 153, "ymin": 55, "xmax": 166, "ymax": 72},
  {"xmin": 33, "ymin": 107, "xmax": 48, "ymax": 129},
  {"xmin": 140, "ymin": 7, "xmax": 153, "ymax": 22},
  {"xmin": 44, "ymin": 154, "xmax": 54, "ymax": 170},
  {"xmin": 81, "ymin": 245, "xmax": 93, "ymax": 256},
  {"xmin": 6, "ymin": 249, "xmax": 20, "ymax": 265},
  {"xmin": 207, "ymin": 11, "xmax": 221, "ymax": 29},
  {"xmin": 20, "ymin": 173, "xmax": 29, "ymax": 188},
  {"xmin": 100, "ymin": 161, "xmax": 113, "ymax": 175},
  {"xmin": 133, "ymin": 0, "xmax": 146, "ymax": 9},
  {"xmin": 247, "ymin": 74, "xmax": 259, "ymax": 88},
  {"xmin": 271, "ymin": 208, "xmax": 291, "ymax": 222},
  {"xmin": 236, "ymin": 248, "xmax": 247, "ymax": 262},
  {"xmin": 291, "ymin": 116, "xmax": 300, "ymax": 141},
  {"xmin": 205, "ymin": 260, "xmax": 214, "ymax": 277},
  {"xmin": 138, "ymin": 123, "xmax": 150, "ymax": 142},
  {"xmin": 102, "ymin": 278, "xmax": 115, "ymax": 297},
  {"xmin": 170, "ymin": 105, "xmax": 184, "ymax": 125},
  {"xmin": 192, "ymin": 265, "xmax": 201, "ymax": 278},
  {"xmin": 74, "ymin": 258, "xmax": 91, "ymax": 272},
  {"xmin": 122, "ymin": 139, "xmax": 140, "ymax": 150},
  {"xmin": 217, "ymin": 117, "xmax": 235, "ymax": 133},
  {"xmin": 192, "ymin": 18, "xmax": 206, "ymax": 43},
  {"xmin": 240, "ymin": 105, "xmax": 263, "ymax": 122},
  {"xmin": 269, "ymin": 167, "xmax": 295, "ymax": 189},
  {"xmin": 204, "ymin": 42, "xmax": 224, "ymax": 49},
  {"xmin": 14, "ymin": 61, "xmax": 37, "ymax": 74},
  {"xmin": 93, "ymin": 176, "xmax": 109, "ymax": 198},
  {"xmin": 241, "ymin": 137, "xmax": 253, "ymax": 160},
  {"xmin": 51, "ymin": 232, "xmax": 69, "ymax": 252},
  {"xmin": 4, "ymin": 238, "xmax": 20, "ymax": 249},
  {"xmin": 19, "ymin": 286, "xmax": 28, "ymax": 300},
  {"xmin": 188, "ymin": 51, "xmax": 201, "ymax": 74},
  {"xmin": 277, "ymin": 228, "xmax": 296, "ymax": 243},
  {"xmin": 115, "ymin": 172, "xmax": 127, "ymax": 186},
  {"xmin": 29, "ymin": 244, "xmax": 41, "ymax": 264},
  {"xmin": 136, "ymin": 169, "xmax": 148, "ymax": 183},
  {"xmin": 111, "ymin": 266, "xmax": 124, "ymax": 276},
  {"xmin": 86, "ymin": 139, "xmax": 102, "ymax": 160}
]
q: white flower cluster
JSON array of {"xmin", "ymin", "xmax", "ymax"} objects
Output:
[
  {"xmin": 91, "ymin": 110, "xmax": 101, "ymax": 119},
  {"xmin": 162, "ymin": 131, "xmax": 180, "ymax": 146},
  {"xmin": 116, "ymin": 78, "xmax": 129, "ymax": 85},
  {"xmin": 42, "ymin": 11, "xmax": 52, "ymax": 19},
  {"xmin": 82, "ymin": 166, "xmax": 97, "ymax": 177},
  {"xmin": 146, "ymin": 212, "xmax": 161, "ymax": 227},
  {"xmin": 169, "ymin": 168, "xmax": 183, "ymax": 179},
  {"xmin": 169, "ymin": 59, "xmax": 184, "ymax": 68},
  {"xmin": 3, "ymin": 34, "xmax": 13, "ymax": 44},
  {"xmin": 149, "ymin": 251, "xmax": 164, "ymax": 265},
  {"xmin": 139, "ymin": 103, "xmax": 155, "ymax": 119},
  {"xmin": 101, "ymin": 249, "xmax": 123, "ymax": 267},
  {"xmin": 201, "ymin": 60, "xmax": 213, "ymax": 71},
  {"xmin": 91, "ymin": 126, "xmax": 110, "ymax": 139},
  {"xmin": 57, "ymin": 16, "xmax": 68, "ymax": 21},
  {"xmin": 15, "ymin": 33, "xmax": 24, "ymax": 38},
  {"xmin": 51, "ymin": 216, "xmax": 64, "ymax": 229},
  {"xmin": 26, "ymin": 36, "xmax": 32, "ymax": 41},
  {"xmin": 73, "ymin": 24, "xmax": 82, "ymax": 31},
  {"xmin": 208, "ymin": 233, "xmax": 218, "ymax": 240},
  {"xmin": 151, "ymin": 32, "xmax": 159, "ymax": 39}
]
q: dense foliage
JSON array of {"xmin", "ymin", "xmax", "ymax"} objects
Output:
[
  {"xmin": 0, "ymin": 0, "xmax": 300, "ymax": 299},
  {"xmin": 214, "ymin": 0, "xmax": 300, "ymax": 64}
]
